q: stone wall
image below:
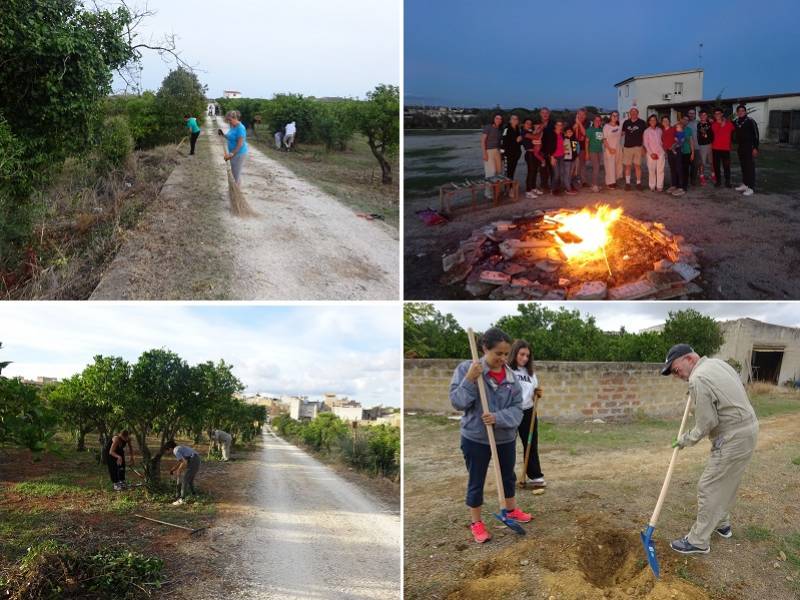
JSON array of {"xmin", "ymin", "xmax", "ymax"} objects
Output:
[{"xmin": 405, "ymin": 359, "xmax": 689, "ymax": 422}]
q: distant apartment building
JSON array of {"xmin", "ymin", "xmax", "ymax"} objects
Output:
[
  {"xmin": 20, "ymin": 376, "xmax": 59, "ymax": 387},
  {"xmin": 223, "ymin": 90, "xmax": 242, "ymax": 99},
  {"xmin": 332, "ymin": 405, "xmax": 363, "ymax": 422},
  {"xmin": 289, "ymin": 397, "xmax": 323, "ymax": 421}
]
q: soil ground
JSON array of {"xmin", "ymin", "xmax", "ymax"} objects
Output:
[
  {"xmin": 404, "ymin": 131, "xmax": 800, "ymax": 300},
  {"xmin": 91, "ymin": 116, "xmax": 398, "ymax": 300},
  {"xmin": 1, "ymin": 428, "xmax": 401, "ymax": 599},
  {"xmin": 403, "ymin": 388, "xmax": 800, "ymax": 600}
]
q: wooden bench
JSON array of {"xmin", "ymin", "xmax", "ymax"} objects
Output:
[{"xmin": 439, "ymin": 177, "xmax": 519, "ymax": 214}]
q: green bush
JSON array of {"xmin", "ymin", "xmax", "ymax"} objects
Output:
[
  {"xmin": 95, "ymin": 116, "xmax": 134, "ymax": 174},
  {"xmin": 105, "ymin": 93, "xmax": 162, "ymax": 150}
]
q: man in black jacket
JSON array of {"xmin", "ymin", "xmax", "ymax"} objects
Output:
[
  {"xmin": 733, "ymin": 104, "xmax": 759, "ymax": 196},
  {"xmin": 500, "ymin": 114, "xmax": 523, "ymax": 180},
  {"xmin": 539, "ymin": 107, "xmax": 556, "ymax": 192}
]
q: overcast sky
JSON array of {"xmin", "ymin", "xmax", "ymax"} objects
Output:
[
  {"xmin": 430, "ymin": 302, "xmax": 800, "ymax": 333},
  {"xmin": 405, "ymin": 0, "xmax": 800, "ymax": 108},
  {"xmin": 0, "ymin": 304, "xmax": 401, "ymax": 408},
  {"xmin": 110, "ymin": 0, "xmax": 399, "ymax": 98}
]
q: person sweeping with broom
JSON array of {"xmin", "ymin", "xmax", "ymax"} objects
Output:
[
  {"xmin": 450, "ymin": 327, "xmax": 531, "ymax": 544},
  {"xmin": 508, "ymin": 340, "xmax": 546, "ymax": 490},
  {"xmin": 218, "ymin": 110, "xmax": 248, "ymax": 185},
  {"xmin": 661, "ymin": 344, "xmax": 759, "ymax": 555}
]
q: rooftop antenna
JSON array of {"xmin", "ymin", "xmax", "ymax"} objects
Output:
[{"xmin": 698, "ymin": 42, "xmax": 703, "ymax": 68}]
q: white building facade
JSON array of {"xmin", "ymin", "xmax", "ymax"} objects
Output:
[
  {"xmin": 223, "ymin": 90, "xmax": 242, "ymax": 99},
  {"xmin": 615, "ymin": 69, "xmax": 704, "ymax": 120}
]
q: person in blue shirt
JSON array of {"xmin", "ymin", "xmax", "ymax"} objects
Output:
[
  {"xmin": 184, "ymin": 114, "xmax": 201, "ymax": 155},
  {"xmin": 217, "ymin": 110, "xmax": 248, "ymax": 184}
]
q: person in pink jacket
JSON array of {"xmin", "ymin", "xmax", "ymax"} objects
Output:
[{"xmin": 643, "ymin": 114, "xmax": 666, "ymax": 192}]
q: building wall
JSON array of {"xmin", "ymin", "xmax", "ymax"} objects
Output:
[
  {"xmin": 619, "ymin": 71, "xmax": 703, "ymax": 120},
  {"xmin": 405, "ymin": 359, "xmax": 688, "ymax": 422},
  {"xmin": 714, "ymin": 319, "xmax": 800, "ymax": 383},
  {"xmin": 333, "ymin": 406, "xmax": 363, "ymax": 422}
]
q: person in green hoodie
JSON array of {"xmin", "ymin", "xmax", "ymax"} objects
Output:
[{"xmin": 184, "ymin": 114, "xmax": 201, "ymax": 155}]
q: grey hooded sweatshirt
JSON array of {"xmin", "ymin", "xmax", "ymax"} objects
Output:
[{"xmin": 450, "ymin": 359, "xmax": 523, "ymax": 445}]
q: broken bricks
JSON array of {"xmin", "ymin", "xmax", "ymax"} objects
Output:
[
  {"xmin": 568, "ymin": 281, "xmax": 608, "ymax": 300},
  {"xmin": 478, "ymin": 270, "xmax": 511, "ymax": 285}
]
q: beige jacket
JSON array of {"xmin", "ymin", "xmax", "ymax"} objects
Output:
[{"xmin": 679, "ymin": 357, "xmax": 758, "ymax": 447}]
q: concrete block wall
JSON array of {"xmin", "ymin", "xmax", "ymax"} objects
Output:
[{"xmin": 404, "ymin": 359, "xmax": 689, "ymax": 423}]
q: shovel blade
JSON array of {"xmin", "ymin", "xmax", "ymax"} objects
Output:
[
  {"xmin": 640, "ymin": 525, "xmax": 660, "ymax": 578},
  {"xmin": 494, "ymin": 509, "xmax": 526, "ymax": 535}
]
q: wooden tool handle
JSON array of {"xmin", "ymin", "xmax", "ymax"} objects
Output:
[
  {"xmin": 520, "ymin": 395, "xmax": 537, "ymax": 484},
  {"xmin": 467, "ymin": 328, "xmax": 506, "ymax": 508},
  {"xmin": 648, "ymin": 393, "xmax": 693, "ymax": 528}
]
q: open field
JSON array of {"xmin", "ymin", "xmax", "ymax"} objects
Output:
[
  {"xmin": 404, "ymin": 131, "xmax": 800, "ymax": 300},
  {"xmin": 403, "ymin": 387, "xmax": 800, "ymax": 600},
  {"xmin": 248, "ymin": 132, "xmax": 400, "ymax": 231}
]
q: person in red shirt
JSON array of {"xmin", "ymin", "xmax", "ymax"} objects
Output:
[
  {"xmin": 711, "ymin": 108, "xmax": 735, "ymax": 188},
  {"xmin": 661, "ymin": 115, "xmax": 680, "ymax": 193}
]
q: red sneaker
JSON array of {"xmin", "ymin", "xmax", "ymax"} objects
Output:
[
  {"xmin": 505, "ymin": 507, "xmax": 532, "ymax": 523},
  {"xmin": 470, "ymin": 520, "xmax": 492, "ymax": 543}
]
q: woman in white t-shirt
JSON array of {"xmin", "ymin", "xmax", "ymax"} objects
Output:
[
  {"xmin": 602, "ymin": 111, "xmax": 623, "ymax": 188},
  {"xmin": 508, "ymin": 340, "xmax": 546, "ymax": 488}
]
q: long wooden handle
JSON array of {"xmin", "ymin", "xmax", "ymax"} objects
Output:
[
  {"xmin": 467, "ymin": 328, "xmax": 506, "ymax": 508},
  {"xmin": 134, "ymin": 514, "xmax": 194, "ymax": 532},
  {"xmin": 648, "ymin": 393, "xmax": 693, "ymax": 528}
]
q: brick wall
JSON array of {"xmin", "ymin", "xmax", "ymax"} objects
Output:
[{"xmin": 404, "ymin": 359, "xmax": 689, "ymax": 422}]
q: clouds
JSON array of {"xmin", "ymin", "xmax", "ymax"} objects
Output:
[
  {"xmin": 431, "ymin": 302, "xmax": 800, "ymax": 333},
  {"xmin": 0, "ymin": 303, "xmax": 401, "ymax": 407},
  {"xmin": 113, "ymin": 0, "xmax": 399, "ymax": 98}
]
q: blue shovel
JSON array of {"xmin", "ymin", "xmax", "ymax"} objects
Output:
[
  {"xmin": 641, "ymin": 393, "xmax": 693, "ymax": 577},
  {"xmin": 467, "ymin": 328, "xmax": 526, "ymax": 536}
]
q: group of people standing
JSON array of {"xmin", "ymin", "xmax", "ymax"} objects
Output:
[
  {"xmin": 449, "ymin": 327, "xmax": 759, "ymax": 558},
  {"xmin": 481, "ymin": 105, "xmax": 760, "ymax": 198},
  {"xmin": 274, "ymin": 121, "xmax": 297, "ymax": 151}
]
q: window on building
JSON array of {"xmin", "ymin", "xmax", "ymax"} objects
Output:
[
  {"xmin": 674, "ymin": 82, "xmax": 683, "ymax": 95},
  {"xmin": 625, "ymin": 85, "xmax": 629, "ymax": 98}
]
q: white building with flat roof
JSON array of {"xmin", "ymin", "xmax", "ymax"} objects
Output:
[
  {"xmin": 223, "ymin": 90, "xmax": 242, "ymax": 99},
  {"xmin": 614, "ymin": 69, "xmax": 704, "ymax": 121}
]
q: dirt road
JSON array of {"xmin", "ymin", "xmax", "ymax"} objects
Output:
[
  {"xmin": 175, "ymin": 427, "xmax": 401, "ymax": 600},
  {"xmin": 91, "ymin": 117, "xmax": 398, "ymax": 299}
]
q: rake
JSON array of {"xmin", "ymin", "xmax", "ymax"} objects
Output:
[
  {"xmin": 640, "ymin": 393, "xmax": 693, "ymax": 577},
  {"xmin": 218, "ymin": 129, "xmax": 256, "ymax": 217},
  {"xmin": 466, "ymin": 328, "xmax": 526, "ymax": 536}
]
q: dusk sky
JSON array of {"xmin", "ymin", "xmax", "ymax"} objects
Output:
[{"xmin": 405, "ymin": 0, "xmax": 800, "ymax": 109}]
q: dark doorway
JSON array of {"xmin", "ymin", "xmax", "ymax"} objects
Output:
[{"xmin": 751, "ymin": 349, "xmax": 784, "ymax": 384}]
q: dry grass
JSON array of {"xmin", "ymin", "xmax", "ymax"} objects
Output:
[
  {"xmin": 747, "ymin": 382, "xmax": 798, "ymax": 396},
  {"xmin": 8, "ymin": 147, "xmax": 179, "ymax": 299}
]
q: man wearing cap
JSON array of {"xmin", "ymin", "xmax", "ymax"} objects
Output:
[{"xmin": 661, "ymin": 344, "xmax": 759, "ymax": 555}]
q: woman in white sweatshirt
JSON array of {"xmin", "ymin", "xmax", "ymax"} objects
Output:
[
  {"xmin": 508, "ymin": 340, "xmax": 545, "ymax": 488},
  {"xmin": 643, "ymin": 114, "xmax": 666, "ymax": 192}
]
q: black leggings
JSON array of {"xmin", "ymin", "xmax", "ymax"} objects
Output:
[
  {"xmin": 524, "ymin": 152, "xmax": 541, "ymax": 192},
  {"xmin": 712, "ymin": 149, "xmax": 731, "ymax": 185},
  {"xmin": 189, "ymin": 131, "xmax": 200, "ymax": 155},
  {"xmin": 106, "ymin": 455, "xmax": 125, "ymax": 484},
  {"xmin": 505, "ymin": 152, "xmax": 521, "ymax": 180},
  {"xmin": 680, "ymin": 153, "xmax": 692, "ymax": 190},
  {"xmin": 517, "ymin": 407, "xmax": 543, "ymax": 479},
  {"xmin": 738, "ymin": 147, "xmax": 756, "ymax": 190}
]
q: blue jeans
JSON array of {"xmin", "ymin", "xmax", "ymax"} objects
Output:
[
  {"xmin": 562, "ymin": 159, "xmax": 576, "ymax": 190},
  {"xmin": 461, "ymin": 436, "xmax": 516, "ymax": 507}
]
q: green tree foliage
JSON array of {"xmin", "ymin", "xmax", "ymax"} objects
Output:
[
  {"xmin": 354, "ymin": 85, "xmax": 399, "ymax": 184},
  {"xmin": 405, "ymin": 303, "xmax": 723, "ymax": 363},
  {"xmin": 95, "ymin": 115, "xmax": 134, "ymax": 175},
  {"xmin": 0, "ymin": 0, "xmax": 136, "ymax": 266},
  {"xmin": 662, "ymin": 309, "xmax": 725, "ymax": 357},
  {"xmin": 104, "ymin": 92, "xmax": 162, "ymax": 149},
  {"xmin": 0, "ymin": 378, "xmax": 59, "ymax": 455},
  {"xmin": 404, "ymin": 302, "xmax": 466, "ymax": 358},
  {"xmin": 311, "ymin": 101, "xmax": 358, "ymax": 151},
  {"xmin": 153, "ymin": 68, "xmax": 207, "ymax": 145},
  {"xmin": 48, "ymin": 375, "xmax": 96, "ymax": 451}
]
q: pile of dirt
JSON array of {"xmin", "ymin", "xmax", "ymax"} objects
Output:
[{"xmin": 447, "ymin": 524, "xmax": 710, "ymax": 600}]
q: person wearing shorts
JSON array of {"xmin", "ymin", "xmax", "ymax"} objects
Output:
[
  {"xmin": 695, "ymin": 110, "xmax": 714, "ymax": 185},
  {"xmin": 621, "ymin": 107, "xmax": 646, "ymax": 191}
]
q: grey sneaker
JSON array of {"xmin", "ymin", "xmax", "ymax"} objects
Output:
[
  {"xmin": 715, "ymin": 525, "xmax": 732, "ymax": 538},
  {"xmin": 670, "ymin": 537, "xmax": 710, "ymax": 554}
]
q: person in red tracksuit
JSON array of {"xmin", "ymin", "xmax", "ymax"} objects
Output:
[{"xmin": 711, "ymin": 108, "xmax": 735, "ymax": 188}]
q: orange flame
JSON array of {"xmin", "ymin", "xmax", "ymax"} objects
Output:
[{"xmin": 550, "ymin": 204, "xmax": 623, "ymax": 262}]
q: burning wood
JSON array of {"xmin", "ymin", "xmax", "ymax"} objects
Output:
[{"xmin": 440, "ymin": 205, "xmax": 702, "ymax": 301}]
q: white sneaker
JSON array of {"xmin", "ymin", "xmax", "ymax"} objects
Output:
[
  {"xmin": 172, "ymin": 498, "xmax": 185, "ymax": 506},
  {"xmin": 735, "ymin": 183, "xmax": 747, "ymax": 191},
  {"xmin": 113, "ymin": 483, "xmax": 123, "ymax": 491},
  {"xmin": 672, "ymin": 189, "xmax": 686, "ymax": 196},
  {"xmin": 530, "ymin": 477, "xmax": 547, "ymax": 488},
  {"xmin": 742, "ymin": 187, "xmax": 754, "ymax": 196},
  {"xmin": 591, "ymin": 185, "xmax": 600, "ymax": 192},
  {"xmin": 666, "ymin": 186, "xmax": 676, "ymax": 193},
  {"xmin": 535, "ymin": 188, "xmax": 544, "ymax": 196},
  {"xmin": 525, "ymin": 191, "xmax": 535, "ymax": 199}
]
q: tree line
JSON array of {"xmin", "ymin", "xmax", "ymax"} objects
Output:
[
  {"xmin": 271, "ymin": 412, "xmax": 400, "ymax": 480},
  {"xmin": 404, "ymin": 302, "xmax": 724, "ymax": 362},
  {"xmin": 0, "ymin": 0, "xmax": 206, "ymax": 289},
  {"xmin": 217, "ymin": 85, "xmax": 400, "ymax": 184},
  {"xmin": 405, "ymin": 105, "xmax": 605, "ymax": 130},
  {"xmin": 0, "ymin": 346, "xmax": 266, "ymax": 486}
]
